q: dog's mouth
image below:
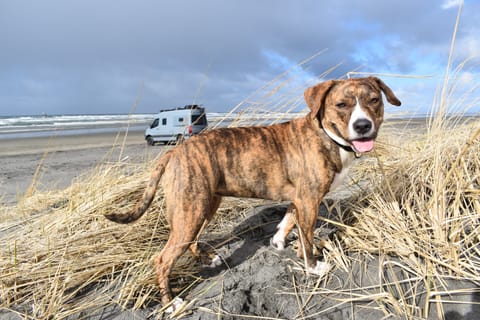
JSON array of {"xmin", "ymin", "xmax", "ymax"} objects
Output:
[{"xmin": 350, "ymin": 138, "xmax": 375, "ymax": 153}]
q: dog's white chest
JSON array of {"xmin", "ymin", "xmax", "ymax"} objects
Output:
[{"xmin": 329, "ymin": 149, "xmax": 355, "ymax": 192}]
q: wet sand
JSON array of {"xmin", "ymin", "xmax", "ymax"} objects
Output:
[{"xmin": 0, "ymin": 130, "xmax": 161, "ymax": 204}]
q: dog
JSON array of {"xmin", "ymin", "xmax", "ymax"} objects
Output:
[{"xmin": 105, "ymin": 77, "xmax": 401, "ymax": 311}]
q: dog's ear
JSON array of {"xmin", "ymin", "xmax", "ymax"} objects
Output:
[
  {"xmin": 304, "ymin": 80, "xmax": 336, "ymax": 119},
  {"xmin": 368, "ymin": 77, "xmax": 401, "ymax": 106}
]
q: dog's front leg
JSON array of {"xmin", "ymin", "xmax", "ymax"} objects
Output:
[
  {"xmin": 293, "ymin": 199, "xmax": 318, "ymax": 265},
  {"xmin": 272, "ymin": 204, "xmax": 296, "ymax": 250},
  {"xmin": 293, "ymin": 198, "xmax": 330, "ymax": 276}
]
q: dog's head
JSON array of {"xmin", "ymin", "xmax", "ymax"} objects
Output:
[{"xmin": 304, "ymin": 77, "xmax": 401, "ymax": 153}]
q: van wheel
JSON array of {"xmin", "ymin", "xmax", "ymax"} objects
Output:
[
  {"xmin": 176, "ymin": 134, "xmax": 184, "ymax": 144},
  {"xmin": 146, "ymin": 136, "xmax": 155, "ymax": 146}
]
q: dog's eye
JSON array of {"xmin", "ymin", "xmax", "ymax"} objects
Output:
[
  {"xmin": 336, "ymin": 102, "xmax": 347, "ymax": 108},
  {"xmin": 370, "ymin": 98, "xmax": 379, "ymax": 104}
]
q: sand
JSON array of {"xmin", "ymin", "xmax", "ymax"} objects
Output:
[{"xmin": 0, "ymin": 131, "xmax": 160, "ymax": 205}]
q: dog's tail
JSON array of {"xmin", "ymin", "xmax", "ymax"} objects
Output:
[{"xmin": 104, "ymin": 150, "xmax": 172, "ymax": 224}]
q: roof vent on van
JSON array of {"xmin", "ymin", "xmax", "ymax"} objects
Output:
[
  {"xmin": 160, "ymin": 104, "xmax": 204, "ymax": 112},
  {"xmin": 184, "ymin": 104, "xmax": 200, "ymax": 109}
]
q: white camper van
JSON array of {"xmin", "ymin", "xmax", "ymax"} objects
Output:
[{"xmin": 145, "ymin": 105, "xmax": 208, "ymax": 145}]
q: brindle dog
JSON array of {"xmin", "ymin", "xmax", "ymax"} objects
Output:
[{"xmin": 105, "ymin": 77, "xmax": 401, "ymax": 310}]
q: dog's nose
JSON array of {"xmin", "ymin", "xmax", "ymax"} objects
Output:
[{"xmin": 353, "ymin": 119, "xmax": 372, "ymax": 135}]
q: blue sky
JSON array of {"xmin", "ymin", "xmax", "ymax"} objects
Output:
[{"xmin": 1, "ymin": 0, "xmax": 479, "ymax": 116}]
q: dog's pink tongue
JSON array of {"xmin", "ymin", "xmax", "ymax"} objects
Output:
[{"xmin": 351, "ymin": 139, "xmax": 375, "ymax": 153}]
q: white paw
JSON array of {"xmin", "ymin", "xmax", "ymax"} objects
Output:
[
  {"xmin": 208, "ymin": 254, "xmax": 222, "ymax": 268},
  {"xmin": 164, "ymin": 297, "xmax": 184, "ymax": 314},
  {"xmin": 307, "ymin": 261, "xmax": 331, "ymax": 277},
  {"xmin": 272, "ymin": 213, "xmax": 292, "ymax": 250}
]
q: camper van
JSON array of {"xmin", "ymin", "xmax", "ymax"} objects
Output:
[{"xmin": 145, "ymin": 105, "xmax": 208, "ymax": 145}]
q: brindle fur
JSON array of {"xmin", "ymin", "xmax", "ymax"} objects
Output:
[{"xmin": 105, "ymin": 77, "xmax": 401, "ymax": 307}]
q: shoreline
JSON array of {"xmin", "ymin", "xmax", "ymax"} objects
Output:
[{"xmin": 0, "ymin": 130, "xmax": 160, "ymax": 205}]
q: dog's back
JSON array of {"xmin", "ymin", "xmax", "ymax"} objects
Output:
[{"xmin": 161, "ymin": 117, "xmax": 340, "ymax": 201}]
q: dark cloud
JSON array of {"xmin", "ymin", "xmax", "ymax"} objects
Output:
[{"xmin": 0, "ymin": 0, "xmax": 478, "ymax": 115}]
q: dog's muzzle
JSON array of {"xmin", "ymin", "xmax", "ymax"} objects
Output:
[
  {"xmin": 353, "ymin": 119, "xmax": 372, "ymax": 135},
  {"xmin": 350, "ymin": 119, "xmax": 376, "ymax": 153}
]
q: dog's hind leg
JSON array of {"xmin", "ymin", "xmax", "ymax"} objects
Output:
[
  {"xmin": 188, "ymin": 220, "xmax": 208, "ymax": 257},
  {"xmin": 189, "ymin": 196, "xmax": 222, "ymax": 267},
  {"xmin": 155, "ymin": 233, "xmax": 192, "ymax": 311},
  {"xmin": 155, "ymin": 196, "xmax": 220, "ymax": 311}
]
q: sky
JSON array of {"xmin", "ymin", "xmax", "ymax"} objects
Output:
[{"xmin": 1, "ymin": 0, "xmax": 479, "ymax": 116}]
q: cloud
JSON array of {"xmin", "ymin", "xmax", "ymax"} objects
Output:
[
  {"xmin": 455, "ymin": 33, "xmax": 480, "ymax": 62},
  {"xmin": 0, "ymin": 0, "xmax": 478, "ymax": 115},
  {"xmin": 441, "ymin": 0, "xmax": 462, "ymax": 10}
]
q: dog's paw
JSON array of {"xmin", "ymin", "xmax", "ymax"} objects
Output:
[
  {"xmin": 202, "ymin": 254, "xmax": 222, "ymax": 268},
  {"xmin": 307, "ymin": 261, "xmax": 330, "ymax": 277},
  {"xmin": 207, "ymin": 254, "xmax": 222, "ymax": 268},
  {"xmin": 164, "ymin": 297, "xmax": 184, "ymax": 314},
  {"xmin": 271, "ymin": 234, "xmax": 286, "ymax": 251}
]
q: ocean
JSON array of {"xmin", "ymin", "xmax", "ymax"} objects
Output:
[
  {"xmin": 0, "ymin": 112, "xmax": 301, "ymax": 140},
  {"xmin": 0, "ymin": 114, "xmax": 156, "ymax": 139}
]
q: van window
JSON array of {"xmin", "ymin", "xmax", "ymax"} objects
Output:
[
  {"xmin": 178, "ymin": 117, "xmax": 184, "ymax": 122},
  {"xmin": 192, "ymin": 113, "xmax": 207, "ymax": 125},
  {"xmin": 150, "ymin": 118, "xmax": 159, "ymax": 129},
  {"xmin": 162, "ymin": 118, "xmax": 167, "ymax": 125}
]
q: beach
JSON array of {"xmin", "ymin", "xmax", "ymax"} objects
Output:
[
  {"xmin": 0, "ymin": 117, "xmax": 478, "ymax": 319},
  {"xmin": 0, "ymin": 130, "xmax": 160, "ymax": 205}
]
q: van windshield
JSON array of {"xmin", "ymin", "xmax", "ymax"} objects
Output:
[
  {"xmin": 192, "ymin": 113, "xmax": 207, "ymax": 126},
  {"xmin": 150, "ymin": 118, "xmax": 159, "ymax": 128}
]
